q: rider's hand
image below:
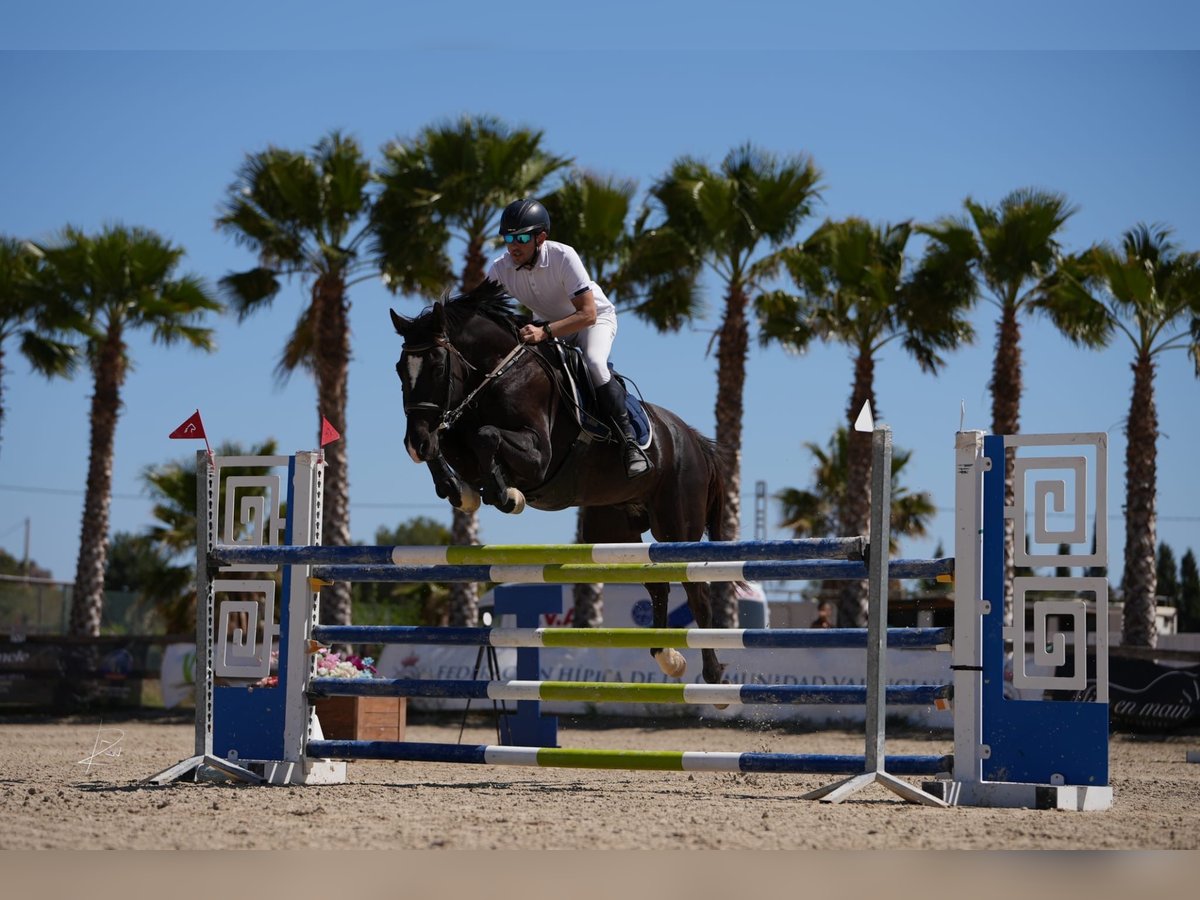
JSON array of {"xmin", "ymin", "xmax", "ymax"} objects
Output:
[{"xmin": 520, "ymin": 324, "xmax": 549, "ymax": 344}]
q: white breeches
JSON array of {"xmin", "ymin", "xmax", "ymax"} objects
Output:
[{"xmin": 568, "ymin": 314, "xmax": 618, "ymax": 386}]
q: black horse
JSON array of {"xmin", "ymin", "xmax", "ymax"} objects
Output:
[{"xmin": 390, "ymin": 279, "xmax": 730, "ymax": 685}]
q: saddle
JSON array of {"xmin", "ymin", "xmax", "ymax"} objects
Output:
[{"xmin": 537, "ymin": 340, "xmax": 652, "ymax": 449}]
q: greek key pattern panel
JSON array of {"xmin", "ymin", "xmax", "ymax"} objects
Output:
[
  {"xmin": 1004, "ymin": 577, "xmax": 1109, "ymax": 701},
  {"xmin": 1003, "ymin": 434, "xmax": 1109, "ymax": 701},
  {"xmin": 1006, "ymin": 433, "xmax": 1106, "ymax": 569},
  {"xmin": 216, "ymin": 455, "xmax": 290, "ymax": 574},
  {"xmin": 213, "ymin": 579, "xmax": 279, "ymax": 679}
]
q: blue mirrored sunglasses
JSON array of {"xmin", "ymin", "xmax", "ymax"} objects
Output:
[{"xmin": 502, "ymin": 233, "xmax": 535, "ymax": 244}]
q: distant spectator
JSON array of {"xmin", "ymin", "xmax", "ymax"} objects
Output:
[{"xmin": 810, "ymin": 600, "xmax": 835, "ymax": 629}]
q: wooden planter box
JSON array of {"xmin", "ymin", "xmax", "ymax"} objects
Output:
[{"xmin": 313, "ymin": 695, "xmax": 406, "ymax": 742}]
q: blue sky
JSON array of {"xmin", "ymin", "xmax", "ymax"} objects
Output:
[{"xmin": 1, "ymin": 5, "xmax": 1198, "ymax": 589}]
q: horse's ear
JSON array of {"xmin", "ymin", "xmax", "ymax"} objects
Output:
[
  {"xmin": 432, "ymin": 300, "xmax": 448, "ymax": 334},
  {"xmin": 389, "ymin": 308, "xmax": 410, "ymax": 336}
]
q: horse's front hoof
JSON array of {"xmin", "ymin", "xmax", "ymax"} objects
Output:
[
  {"xmin": 500, "ymin": 488, "xmax": 526, "ymax": 514},
  {"xmin": 654, "ymin": 648, "xmax": 687, "ymax": 679},
  {"xmin": 455, "ymin": 486, "xmax": 481, "ymax": 513}
]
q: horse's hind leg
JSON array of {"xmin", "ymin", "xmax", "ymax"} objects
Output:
[
  {"xmin": 647, "ymin": 582, "xmax": 687, "ymax": 678},
  {"xmin": 474, "ymin": 427, "xmax": 526, "ymax": 514},
  {"xmin": 685, "ymin": 582, "xmax": 727, "ymax": 686}
]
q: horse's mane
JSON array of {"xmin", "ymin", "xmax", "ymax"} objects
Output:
[{"xmin": 404, "ymin": 279, "xmax": 529, "ymax": 342}]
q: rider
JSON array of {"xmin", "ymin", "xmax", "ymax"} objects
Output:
[{"xmin": 486, "ymin": 198, "xmax": 649, "ymax": 478}]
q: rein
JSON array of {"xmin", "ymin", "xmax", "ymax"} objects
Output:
[{"xmin": 440, "ymin": 342, "xmax": 528, "ymax": 432}]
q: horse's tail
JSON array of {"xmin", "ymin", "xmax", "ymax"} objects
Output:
[
  {"xmin": 700, "ymin": 433, "xmax": 730, "ymax": 543},
  {"xmin": 697, "ymin": 433, "xmax": 751, "ymax": 612}
]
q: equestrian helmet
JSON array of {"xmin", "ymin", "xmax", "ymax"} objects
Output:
[{"xmin": 499, "ymin": 198, "xmax": 551, "ymax": 236}]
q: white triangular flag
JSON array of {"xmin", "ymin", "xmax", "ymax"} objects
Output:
[{"xmin": 854, "ymin": 400, "xmax": 874, "ymax": 433}]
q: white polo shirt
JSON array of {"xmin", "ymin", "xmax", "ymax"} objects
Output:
[{"xmin": 487, "ymin": 240, "xmax": 615, "ymax": 324}]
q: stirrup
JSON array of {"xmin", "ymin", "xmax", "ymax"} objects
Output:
[{"xmin": 622, "ymin": 443, "xmax": 650, "ymax": 478}]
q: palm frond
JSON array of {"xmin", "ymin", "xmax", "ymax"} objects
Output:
[
  {"xmin": 219, "ymin": 267, "xmax": 283, "ymax": 320},
  {"xmin": 753, "ymin": 289, "xmax": 815, "ymax": 352},
  {"xmin": 275, "ymin": 305, "xmax": 318, "ymax": 383},
  {"xmin": 542, "ymin": 170, "xmax": 638, "ymax": 286},
  {"xmin": 375, "ymin": 115, "xmax": 570, "ymax": 294},
  {"xmin": 17, "ymin": 331, "xmax": 79, "ymax": 377},
  {"xmin": 1032, "ymin": 249, "xmax": 1114, "ymax": 347},
  {"xmin": 619, "ymin": 224, "xmax": 705, "ymax": 330},
  {"xmin": 777, "ymin": 427, "xmax": 934, "ymax": 548}
]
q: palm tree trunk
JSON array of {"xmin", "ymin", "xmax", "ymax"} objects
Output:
[
  {"xmin": 1122, "ymin": 351, "xmax": 1158, "ymax": 647},
  {"xmin": 838, "ymin": 350, "xmax": 876, "ymax": 627},
  {"xmin": 445, "ymin": 250, "xmax": 491, "ymax": 626},
  {"xmin": 70, "ymin": 322, "xmax": 125, "ymax": 636},
  {"xmin": 711, "ymin": 281, "xmax": 749, "ymax": 628},
  {"xmin": 462, "ymin": 237, "xmax": 488, "ymax": 291},
  {"xmin": 314, "ymin": 274, "xmax": 352, "ymax": 626},
  {"xmin": 991, "ymin": 300, "xmax": 1022, "ymax": 624},
  {"xmin": 447, "ymin": 507, "xmax": 479, "ymax": 626},
  {"xmin": 572, "ymin": 513, "xmax": 603, "ymax": 627},
  {"xmin": 0, "ymin": 346, "xmax": 6, "ymax": 458}
]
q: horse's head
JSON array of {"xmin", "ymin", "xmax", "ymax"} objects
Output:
[
  {"xmin": 391, "ymin": 301, "xmax": 456, "ymax": 463},
  {"xmin": 390, "ymin": 280, "xmax": 524, "ymax": 464}
]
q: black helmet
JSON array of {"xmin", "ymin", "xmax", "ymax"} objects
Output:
[{"xmin": 499, "ymin": 198, "xmax": 551, "ymax": 236}]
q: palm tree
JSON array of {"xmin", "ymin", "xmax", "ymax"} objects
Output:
[
  {"xmin": 1044, "ymin": 223, "xmax": 1200, "ymax": 646},
  {"xmin": 778, "ymin": 427, "xmax": 936, "ymax": 550},
  {"xmin": 632, "ymin": 144, "xmax": 822, "ymax": 625},
  {"xmin": 375, "ymin": 114, "xmax": 570, "ymax": 626},
  {"xmin": 920, "ymin": 188, "xmax": 1077, "ymax": 618},
  {"xmin": 542, "ymin": 170, "xmax": 640, "ymax": 627},
  {"xmin": 217, "ymin": 130, "xmax": 376, "ymax": 628},
  {"xmin": 755, "ymin": 217, "xmax": 975, "ymax": 624},
  {"xmin": 31, "ymin": 225, "xmax": 220, "ymax": 636},
  {"xmin": 104, "ymin": 532, "xmax": 187, "ymax": 633},
  {"xmin": 778, "ymin": 426, "xmax": 936, "ymax": 616},
  {"xmin": 0, "ymin": 236, "xmax": 79, "ymax": 457}
]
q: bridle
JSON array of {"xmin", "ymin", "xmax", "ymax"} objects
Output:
[{"xmin": 401, "ymin": 333, "xmax": 528, "ymax": 433}]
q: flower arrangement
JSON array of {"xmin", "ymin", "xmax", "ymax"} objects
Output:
[
  {"xmin": 253, "ymin": 647, "xmax": 378, "ymax": 688},
  {"xmin": 314, "ymin": 648, "xmax": 378, "ymax": 679},
  {"xmin": 255, "ymin": 650, "xmax": 280, "ymax": 688}
]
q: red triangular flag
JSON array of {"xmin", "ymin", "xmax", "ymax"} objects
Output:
[
  {"xmin": 169, "ymin": 410, "xmax": 206, "ymax": 440},
  {"xmin": 320, "ymin": 417, "xmax": 341, "ymax": 447}
]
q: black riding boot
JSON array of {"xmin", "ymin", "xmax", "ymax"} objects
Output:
[{"xmin": 597, "ymin": 378, "xmax": 650, "ymax": 478}]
